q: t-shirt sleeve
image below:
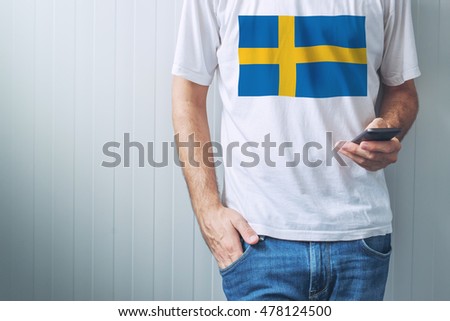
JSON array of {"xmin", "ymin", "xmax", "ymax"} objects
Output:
[
  {"xmin": 172, "ymin": 0, "xmax": 220, "ymax": 86},
  {"xmin": 380, "ymin": 0, "xmax": 421, "ymax": 86}
]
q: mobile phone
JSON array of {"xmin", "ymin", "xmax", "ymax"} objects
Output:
[{"xmin": 351, "ymin": 128, "xmax": 401, "ymax": 144}]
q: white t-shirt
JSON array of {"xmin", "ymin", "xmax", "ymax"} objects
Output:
[{"xmin": 172, "ymin": 0, "xmax": 421, "ymax": 241}]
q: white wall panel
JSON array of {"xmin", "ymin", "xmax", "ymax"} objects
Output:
[
  {"xmin": 132, "ymin": 0, "xmax": 156, "ymax": 301},
  {"xmin": 34, "ymin": 0, "xmax": 54, "ymax": 301},
  {"xmin": 411, "ymin": 0, "xmax": 441, "ymax": 300},
  {"xmin": 11, "ymin": 0, "xmax": 35, "ymax": 300},
  {"xmin": 0, "ymin": 0, "xmax": 14, "ymax": 301},
  {"xmin": 114, "ymin": 0, "xmax": 135, "ymax": 301},
  {"xmin": 53, "ymin": 0, "xmax": 76, "ymax": 300},
  {"xmin": 73, "ymin": 0, "xmax": 95, "ymax": 301},
  {"xmin": 0, "ymin": 0, "xmax": 449, "ymax": 301},
  {"xmin": 434, "ymin": 0, "xmax": 450, "ymax": 300},
  {"xmin": 92, "ymin": 0, "xmax": 116, "ymax": 300},
  {"xmin": 153, "ymin": 0, "xmax": 176, "ymax": 301}
]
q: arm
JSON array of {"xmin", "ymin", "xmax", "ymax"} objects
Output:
[
  {"xmin": 378, "ymin": 79, "xmax": 419, "ymax": 139},
  {"xmin": 172, "ymin": 76, "xmax": 259, "ymax": 269},
  {"xmin": 339, "ymin": 79, "xmax": 419, "ymax": 171}
]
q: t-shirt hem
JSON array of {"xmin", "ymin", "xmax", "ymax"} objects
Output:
[
  {"xmin": 172, "ymin": 64, "xmax": 213, "ymax": 86},
  {"xmin": 250, "ymin": 223, "xmax": 393, "ymax": 242},
  {"xmin": 382, "ymin": 66, "xmax": 421, "ymax": 86}
]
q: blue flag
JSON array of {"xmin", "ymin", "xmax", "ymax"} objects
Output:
[{"xmin": 238, "ymin": 15, "xmax": 368, "ymax": 98}]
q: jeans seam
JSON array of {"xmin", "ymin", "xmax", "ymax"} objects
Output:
[{"xmin": 309, "ymin": 243, "xmax": 331, "ymax": 300}]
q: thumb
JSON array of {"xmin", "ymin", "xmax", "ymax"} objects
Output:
[
  {"xmin": 334, "ymin": 140, "xmax": 347, "ymax": 150},
  {"xmin": 367, "ymin": 117, "xmax": 388, "ymax": 129},
  {"xmin": 231, "ymin": 214, "xmax": 259, "ymax": 245}
]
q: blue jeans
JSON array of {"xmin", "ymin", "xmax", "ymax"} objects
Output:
[{"xmin": 220, "ymin": 234, "xmax": 391, "ymax": 301}]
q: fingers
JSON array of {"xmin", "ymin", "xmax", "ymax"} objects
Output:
[
  {"xmin": 341, "ymin": 140, "xmax": 400, "ymax": 158},
  {"xmin": 339, "ymin": 139, "xmax": 400, "ymax": 171},
  {"xmin": 360, "ymin": 138, "xmax": 401, "ymax": 153},
  {"xmin": 203, "ymin": 221, "xmax": 242, "ymax": 269},
  {"xmin": 230, "ymin": 211, "xmax": 259, "ymax": 245},
  {"xmin": 216, "ymin": 229, "xmax": 244, "ymax": 269},
  {"xmin": 339, "ymin": 147, "xmax": 384, "ymax": 172},
  {"xmin": 199, "ymin": 207, "xmax": 258, "ymax": 269},
  {"xmin": 216, "ymin": 211, "xmax": 258, "ymax": 269}
]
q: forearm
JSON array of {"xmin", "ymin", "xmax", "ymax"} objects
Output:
[
  {"xmin": 379, "ymin": 79, "xmax": 419, "ymax": 140},
  {"xmin": 172, "ymin": 77, "xmax": 221, "ymax": 219},
  {"xmin": 172, "ymin": 76, "xmax": 259, "ymax": 267}
]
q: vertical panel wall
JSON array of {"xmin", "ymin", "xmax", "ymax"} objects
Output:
[
  {"xmin": 0, "ymin": 0, "xmax": 14, "ymax": 301},
  {"xmin": 0, "ymin": 0, "xmax": 223, "ymax": 301},
  {"xmin": 412, "ymin": 0, "xmax": 450, "ymax": 300},
  {"xmin": 384, "ymin": 0, "xmax": 450, "ymax": 301},
  {"xmin": 10, "ymin": 0, "xmax": 36, "ymax": 300},
  {"xmin": 0, "ymin": 0, "xmax": 449, "ymax": 301}
]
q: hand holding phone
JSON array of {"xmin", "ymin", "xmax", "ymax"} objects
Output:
[{"xmin": 351, "ymin": 128, "xmax": 401, "ymax": 145}]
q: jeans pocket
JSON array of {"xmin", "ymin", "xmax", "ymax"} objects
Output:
[
  {"xmin": 219, "ymin": 239, "xmax": 254, "ymax": 275},
  {"xmin": 360, "ymin": 234, "xmax": 392, "ymax": 259}
]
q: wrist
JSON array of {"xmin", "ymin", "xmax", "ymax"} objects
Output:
[{"xmin": 195, "ymin": 201, "xmax": 224, "ymax": 219}]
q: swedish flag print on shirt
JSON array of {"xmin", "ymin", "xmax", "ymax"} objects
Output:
[{"xmin": 238, "ymin": 15, "xmax": 368, "ymax": 98}]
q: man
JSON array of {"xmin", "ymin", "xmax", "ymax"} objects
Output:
[{"xmin": 172, "ymin": 0, "xmax": 420, "ymax": 301}]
